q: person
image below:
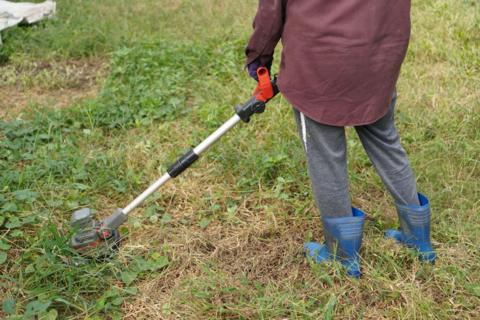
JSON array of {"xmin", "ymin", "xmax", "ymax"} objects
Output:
[{"xmin": 245, "ymin": 0, "xmax": 436, "ymax": 278}]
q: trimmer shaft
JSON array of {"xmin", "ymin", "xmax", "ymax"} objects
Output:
[{"xmin": 68, "ymin": 68, "xmax": 278, "ymax": 257}]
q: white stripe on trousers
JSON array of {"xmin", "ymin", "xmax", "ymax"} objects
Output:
[{"xmin": 300, "ymin": 112, "xmax": 308, "ymax": 152}]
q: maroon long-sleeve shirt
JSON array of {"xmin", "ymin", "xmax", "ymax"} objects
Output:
[{"xmin": 246, "ymin": 0, "xmax": 411, "ymax": 126}]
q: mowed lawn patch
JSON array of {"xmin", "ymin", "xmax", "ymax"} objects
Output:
[{"xmin": 0, "ymin": 0, "xmax": 479, "ymax": 319}]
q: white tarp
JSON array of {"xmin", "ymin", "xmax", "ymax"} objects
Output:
[{"xmin": 0, "ymin": 0, "xmax": 56, "ymax": 45}]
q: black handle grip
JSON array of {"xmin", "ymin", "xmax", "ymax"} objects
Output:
[
  {"xmin": 235, "ymin": 97, "xmax": 266, "ymax": 123},
  {"xmin": 235, "ymin": 77, "xmax": 279, "ymax": 123}
]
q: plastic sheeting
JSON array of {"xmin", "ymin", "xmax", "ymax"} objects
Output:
[{"xmin": 0, "ymin": 0, "xmax": 56, "ymax": 45}]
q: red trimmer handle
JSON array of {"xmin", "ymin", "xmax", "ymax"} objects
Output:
[
  {"xmin": 235, "ymin": 67, "xmax": 279, "ymax": 123},
  {"xmin": 253, "ymin": 67, "xmax": 275, "ymax": 102}
]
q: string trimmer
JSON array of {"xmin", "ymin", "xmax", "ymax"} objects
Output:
[{"xmin": 69, "ymin": 68, "xmax": 278, "ymax": 257}]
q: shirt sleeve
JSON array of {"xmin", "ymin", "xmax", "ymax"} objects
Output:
[{"xmin": 245, "ymin": 0, "xmax": 286, "ymax": 66}]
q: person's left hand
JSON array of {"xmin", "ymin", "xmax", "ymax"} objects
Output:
[{"xmin": 247, "ymin": 58, "xmax": 272, "ymax": 81}]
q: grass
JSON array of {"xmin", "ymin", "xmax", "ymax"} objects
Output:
[{"xmin": 0, "ymin": 0, "xmax": 479, "ymax": 319}]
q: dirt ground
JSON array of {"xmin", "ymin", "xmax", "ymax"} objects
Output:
[{"xmin": 0, "ymin": 58, "xmax": 106, "ymax": 119}]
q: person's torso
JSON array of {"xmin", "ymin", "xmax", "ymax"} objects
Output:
[
  {"xmin": 282, "ymin": 0, "xmax": 411, "ymax": 50},
  {"xmin": 277, "ymin": 0, "xmax": 411, "ymax": 125}
]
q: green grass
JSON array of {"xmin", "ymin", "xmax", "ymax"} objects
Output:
[{"xmin": 1, "ymin": 0, "xmax": 479, "ymax": 319}]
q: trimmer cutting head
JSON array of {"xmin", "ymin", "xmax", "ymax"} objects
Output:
[{"xmin": 70, "ymin": 208, "xmax": 123, "ymax": 258}]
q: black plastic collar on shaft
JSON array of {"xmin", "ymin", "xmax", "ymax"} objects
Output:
[
  {"xmin": 235, "ymin": 97, "xmax": 266, "ymax": 123},
  {"xmin": 167, "ymin": 149, "xmax": 199, "ymax": 178}
]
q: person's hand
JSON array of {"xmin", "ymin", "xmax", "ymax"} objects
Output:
[{"xmin": 247, "ymin": 58, "xmax": 272, "ymax": 81}]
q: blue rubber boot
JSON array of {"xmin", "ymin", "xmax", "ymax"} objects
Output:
[
  {"xmin": 385, "ymin": 193, "xmax": 436, "ymax": 263},
  {"xmin": 304, "ymin": 208, "xmax": 365, "ymax": 278}
]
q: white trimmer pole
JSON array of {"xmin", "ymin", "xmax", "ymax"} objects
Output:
[
  {"xmin": 122, "ymin": 173, "xmax": 172, "ymax": 215},
  {"xmin": 193, "ymin": 114, "xmax": 242, "ymax": 154},
  {"xmin": 121, "ymin": 114, "xmax": 242, "ymax": 215},
  {"xmin": 70, "ymin": 68, "xmax": 278, "ymax": 254}
]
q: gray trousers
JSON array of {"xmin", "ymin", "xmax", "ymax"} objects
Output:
[{"xmin": 293, "ymin": 94, "xmax": 420, "ymax": 218}]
